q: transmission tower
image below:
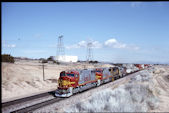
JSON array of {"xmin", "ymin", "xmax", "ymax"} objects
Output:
[
  {"xmin": 86, "ymin": 41, "xmax": 93, "ymax": 62},
  {"xmin": 56, "ymin": 35, "xmax": 65, "ymax": 61}
]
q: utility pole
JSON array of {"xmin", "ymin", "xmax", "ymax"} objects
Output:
[
  {"xmin": 56, "ymin": 35, "xmax": 65, "ymax": 62},
  {"xmin": 42, "ymin": 63, "xmax": 45, "ymax": 81}
]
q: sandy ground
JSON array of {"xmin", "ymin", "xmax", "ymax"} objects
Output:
[
  {"xmin": 2, "ymin": 60, "xmax": 113, "ymax": 102},
  {"xmin": 149, "ymin": 65, "xmax": 169, "ymax": 112}
]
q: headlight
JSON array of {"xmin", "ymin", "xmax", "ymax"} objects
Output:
[{"xmin": 62, "ymin": 80, "xmax": 69, "ymax": 86}]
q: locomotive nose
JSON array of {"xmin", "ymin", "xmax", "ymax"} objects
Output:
[{"xmin": 58, "ymin": 77, "xmax": 70, "ymax": 89}]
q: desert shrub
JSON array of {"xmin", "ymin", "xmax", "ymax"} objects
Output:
[
  {"xmin": 94, "ymin": 61, "xmax": 98, "ymax": 63},
  {"xmin": 53, "ymin": 60, "xmax": 60, "ymax": 65},
  {"xmin": 47, "ymin": 56, "xmax": 53, "ymax": 61},
  {"xmin": 56, "ymin": 61, "xmax": 60, "ymax": 65},
  {"xmin": 46, "ymin": 56, "xmax": 60, "ymax": 64},
  {"xmin": 65, "ymin": 70, "xmax": 159, "ymax": 112},
  {"xmin": 42, "ymin": 59, "xmax": 48, "ymax": 63},
  {"xmin": 66, "ymin": 84, "xmax": 159, "ymax": 112},
  {"xmin": 89, "ymin": 60, "xmax": 99, "ymax": 64},
  {"xmin": 2, "ymin": 54, "xmax": 15, "ymax": 63},
  {"xmin": 39, "ymin": 58, "xmax": 44, "ymax": 60}
]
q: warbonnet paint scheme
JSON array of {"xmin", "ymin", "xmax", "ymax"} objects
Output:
[{"xmin": 55, "ymin": 65, "xmax": 148, "ymax": 97}]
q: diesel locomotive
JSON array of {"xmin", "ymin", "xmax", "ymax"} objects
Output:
[
  {"xmin": 55, "ymin": 64, "xmax": 150, "ymax": 97},
  {"xmin": 55, "ymin": 66, "xmax": 126, "ymax": 97}
]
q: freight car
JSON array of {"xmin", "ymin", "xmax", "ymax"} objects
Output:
[
  {"xmin": 55, "ymin": 66, "xmax": 127, "ymax": 97},
  {"xmin": 144, "ymin": 64, "xmax": 151, "ymax": 68},
  {"xmin": 135, "ymin": 64, "xmax": 144, "ymax": 70}
]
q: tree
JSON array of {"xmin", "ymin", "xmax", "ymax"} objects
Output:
[
  {"xmin": 2, "ymin": 54, "xmax": 15, "ymax": 63},
  {"xmin": 47, "ymin": 56, "xmax": 53, "ymax": 61}
]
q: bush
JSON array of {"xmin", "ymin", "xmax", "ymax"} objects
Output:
[
  {"xmin": 39, "ymin": 58, "xmax": 44, "ymax": 60},
  {"xmin": 53, "ymin": 60, "xmax": 60, "ymax": 65},
  {"xmin": 94, "ymin": 61, "xmax": 98, "ymax": 63},
  {"xmin": 47, "ymin": 56, "xmax": 53, "ymax": 61},
  {"xmin": 66, "ymin": 70, "xmax": 159, "ymax": 112},
  {"xmin": 47, "ymin": 56, "xmax": 60, "ymax": 64},
  {"xmin": 89, "ymin": 60, "xmax": 99, "ymax": 64},
  {"xmin": 2, "ymin": 54, "xmax": 15, "ymax": 63},
  {"xmin": 42, "ymin": 59, "xmax": 48, "ymax": 63}
]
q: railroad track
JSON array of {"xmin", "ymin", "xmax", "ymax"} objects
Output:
[
  {"xmin": 2, "ymin": 91, "xmax": 56, "ymax": 113},
  {"xmin": 2, "ymin": 91, "xmax": 54, "ymax": 108},
  {"xmin": 2, "ymin": 69, "xmax": 145, "ymax": 113},
  {"xmin": 11, "ymin": 97, "xmax": 63, "ymax": 113}
]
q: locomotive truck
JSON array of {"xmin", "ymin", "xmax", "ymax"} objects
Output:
[{"xmin": 55, "ymin": 66, "xmax": 126, "ymax": 97}]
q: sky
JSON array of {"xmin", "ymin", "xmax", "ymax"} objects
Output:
[{"xmin": 2, "ymin": 2, "xmax": 169, "ymax": 64}]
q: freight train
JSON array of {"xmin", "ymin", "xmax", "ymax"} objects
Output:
[{"xmin": 55, "ymin": 64, "xmax": 150, "ymax": 97}]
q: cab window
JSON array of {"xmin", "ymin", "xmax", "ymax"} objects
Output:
[
  {"xmin": 66, "ymin": 73, "xmax": 74, "ymax": 77},
  {"xmin": 113, "ymin": 68, "xmax": 118, "ymax": 72},
  {"xmin": 60, "ymin": 72, "xmax": 65, "ymax": 76},
  {"xmin": 96, "ymin": 70, "xmax": 101, "ymax": 73}
]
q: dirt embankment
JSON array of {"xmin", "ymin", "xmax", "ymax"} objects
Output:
[
  {"xmin": 150, "ymin": 65, "xmax": 169, "ymax": 112},
  {"xmin": 2, "ymin": 61, "xmax": 113, "ymax": 102}
]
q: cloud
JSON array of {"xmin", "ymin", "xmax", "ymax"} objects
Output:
[
  {"xmin": 58, "ymin": 38, "xmax": 139, "ymax": 51},
  {"xmin": 104, "ymin": 38, "xmax": 126, "ymax": 49},
  {"xmin": 77, "ymin": 40, "xmax": 87, "ymax": 48},
  {"xmin": 66, "ymin": 40, "xmax": 102, "ymax": 49},
  {"xmin": 104, "ymin": 38, "xmax": 139, "ymax": 50},
  {"xmin": 92, "ymin": 41, "xmax": 102, "ymax": 48},
  {"xmin": 131, "ymin": 2, "xmax": 143, "ymax": 8},
  {"xmin": 3, "ymin": 44, "xmax": 16, "ymax": 48}
]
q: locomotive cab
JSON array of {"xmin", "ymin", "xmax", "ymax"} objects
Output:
[
  {"xmin": 56, "ymin": 71, "xmax": 79, "ymax": 97},
  {"xmin": 58, "ymin": 71, "xmax": 79, "ymax": 89}
]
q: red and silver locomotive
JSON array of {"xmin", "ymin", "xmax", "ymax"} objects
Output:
[{"xmin": 55, "ymin": 66, "xmax": 126, "ymax": 97}]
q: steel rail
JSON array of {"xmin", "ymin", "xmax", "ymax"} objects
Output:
[
  {"xmin": 2, "ymin": 91, "xmax": 55, "ymax": 108},
  {"xmin": 11, "ymin": 98, "xmax": 63, "ymax": 113}
]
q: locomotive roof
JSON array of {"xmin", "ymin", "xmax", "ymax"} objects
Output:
[
  {"xmin": 64, "ymin": 70, "xmax": 79, "ymax": 74},
  {"xmin": 62, "ymin": 66, "xmax": 120, "ymax": 73}
]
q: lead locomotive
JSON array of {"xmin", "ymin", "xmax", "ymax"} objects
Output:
[{"xmin": 55, "ymin": 66, "xmax": 127, "ymax": 97}]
